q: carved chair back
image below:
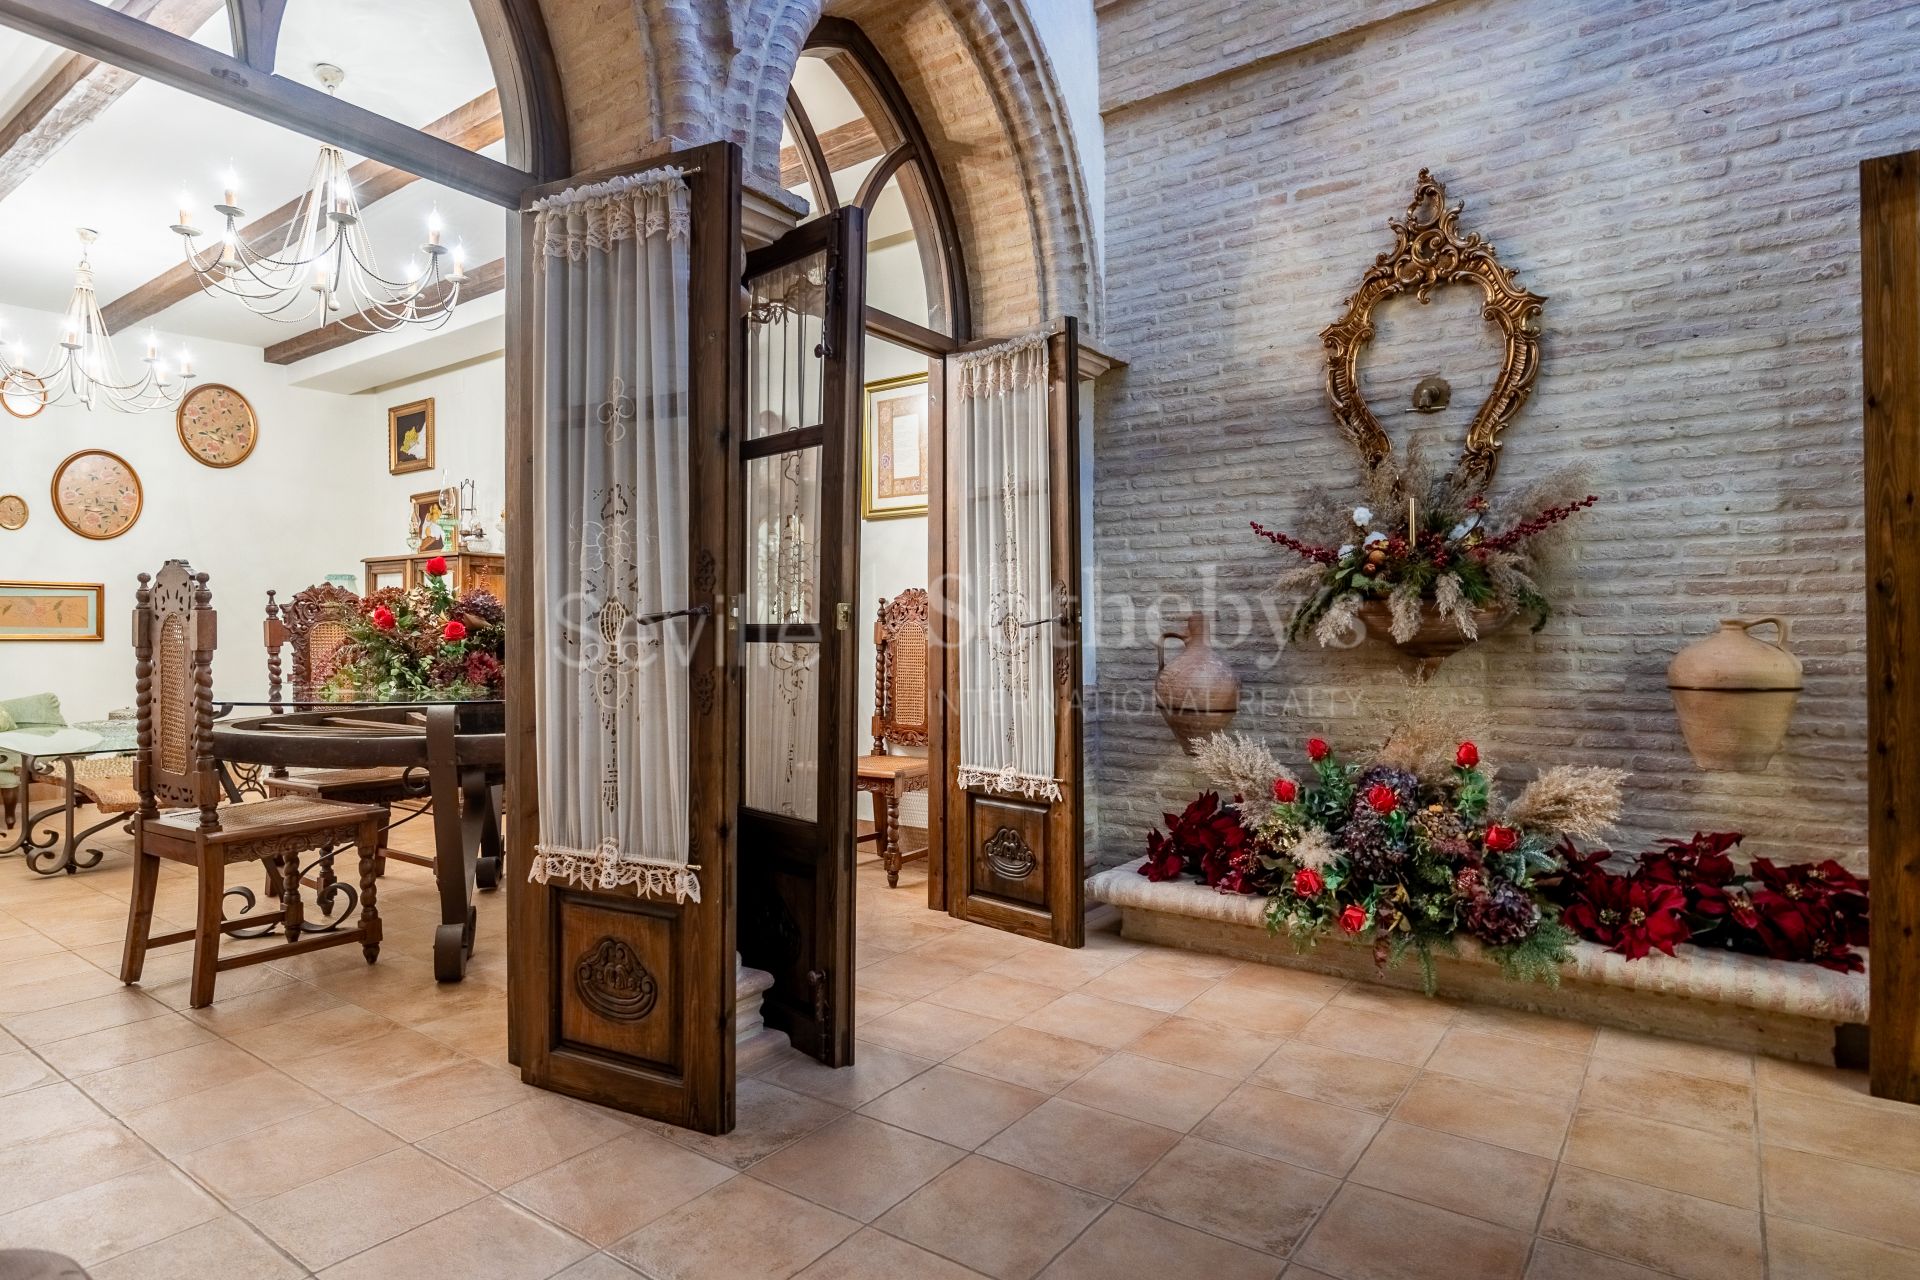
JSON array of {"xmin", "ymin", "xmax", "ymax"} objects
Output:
[
  {"xmin": 265, "ymin": 582, "xmax": 361, "ymax": 704},
  {"xmin": 871, "ymin": 588, "xmax": 930, "ymax": 754},
  {"xmin": 135, "ymin": 560, "xmax": 222, "ymax": 830}
]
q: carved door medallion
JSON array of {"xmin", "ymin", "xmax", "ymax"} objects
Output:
[{"xmin": 575, "ymin": 937, "xmax": 660, "ymax": 1022}]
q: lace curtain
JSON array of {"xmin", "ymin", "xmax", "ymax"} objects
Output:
[
  {"xmin": 527, "ymin": 168, "xmax": 699, "ymax": 902},
  {"xmin": 954, "ymin": 332, "xmax": 1060, "ymax": 800}
]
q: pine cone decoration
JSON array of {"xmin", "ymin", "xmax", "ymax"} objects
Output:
[{"xmin": 1464, "ymin": 881, "xmax": 1541, "ymax": 945}]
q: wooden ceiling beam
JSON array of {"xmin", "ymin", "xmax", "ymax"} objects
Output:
[
  {"xmin": 225, "ymin": 0, "xmax": 288, "ymax": 74},
  {"xmin": 100, "ymin": 89, "xmax": 503, "ymax": 334},
  {"xmin": 778, "ymin": 116, "xmax": 886, "ymax": 192},
  {"xmin": 261, "ymin": 255, "xmax": 505, "ymax": 366}
]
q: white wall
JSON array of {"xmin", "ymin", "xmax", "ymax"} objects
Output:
[
  {"xmin": 0, "ymin": 307, "xmax": 503, "ymax": 724},
  {"xmin": 1024, "ymin": 0, "xmax": 1104, "ymax": 270}
]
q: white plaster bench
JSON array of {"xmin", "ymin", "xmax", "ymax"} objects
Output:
[{"xmin": 1088, "ymin": 859, "xmax": 1869, "ymax": 1066}]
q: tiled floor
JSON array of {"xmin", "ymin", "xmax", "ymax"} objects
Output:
[{"xmin": 2, "ymin": 810, "xmax": 1919, "ymax": 1279}]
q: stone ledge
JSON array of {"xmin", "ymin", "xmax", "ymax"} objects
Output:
[{"xmin": 1088, "ymin": 859, "xmax": 1868, "ymax": 1066}]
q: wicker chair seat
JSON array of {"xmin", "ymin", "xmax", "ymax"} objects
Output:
[
  {"xmin": 73, "ymin": 774, "xmax": 142, "ymax": 814},
  {"xmin": 152, "ymin": 796, "xmax": 381, "ymax": 845}
]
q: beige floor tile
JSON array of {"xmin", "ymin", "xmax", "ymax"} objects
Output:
[
  {"xmin": 1195, "ymin": 1081, "xmax": 1382, "ymax": 1176},
  {"xmin": 77, "ymin": 1038, "xmax": 270, "ymax": 1114},
  {"xmin": 1524, "ymin": 1241, "xmax": 1671, "ymax": 1279},
  {"xmin": 412, "ymin": 1002, "xmax": 512, "ymax": 1061},
  {"xmin": 1019, "ymin": 992, "xmax": 1166, "ymax": 1050},
  {"xmin": 877, "ymin": 1154, "xmax": 1105, "ymax": 1280},
  {"xmin": 1424, "ymin": 1028, "xmax": 1589, "ymax": 1101},
  {"xmin": 851, "ymin": 986, "xmax": 905, "ymax": 1024},
  {"xmin": 280, "ymin": 1026, "xmax": 467, "ymax": 1096},
  {"xmin": 1758, "ymin": 1085, "xmax": 1920, "ymax": 1176},
  {"xmin": 858, "ymin": 997, "xmax": 1004, "ymax": 1060},
  {"xmin": 1252, "ymin": 1039, "xmax": 1418, "ymax": 1115},
  {"xmin": 1763, "ymin": 1144, "xmax": 1920, "ymax": 1251},
  {"xmin": 1539, "ymin": 1164, "xmax": 1763, "ymax": 1280},
  {"xmin": 121, "ymin": 1068, "xmax": 326, "ymax": 1157},
  {"xmin": 947, "ymin": 1026, "xmax": 1110, "ymax": 1093},
  {"xmin": 1124, "ymin": 1014, "xmax": 1289, "ymax": 1082},
  {"xmin": 505, "ymin": 1130, "xmax": 735, "ymax": 1246},
  {"xmin": 1296, "ymin": 1183, "xmax": 1530, "ymax": 1280},
  {"xmin": 0, "ymin": 1048, "xmax": 59, "ymax": 1094},
  {"xmin": 87, "ymin": 1215, "xmax": 306, "ymax": 1280},
  {"xmin": 755, "ymin": 1041, "xmax": 934, "ymax": 1107},
  {"xmin": 1122, "ymin": 1135, "xmax": 1337, "ymax": 1256},
  {"xmin": 1592, "ymin": 1027, "xmax": 1754, "ymax": 1085},
  {"xmin": 227, "ymin": 1001, "xmax": 399, "ymax": 1064},
  {"xmin": 752, "ymin": 1113, "xmax": 965, "ymax": 1221},
  {"xmin": 1295, "ymin": 1004, "xmax": 1446, "ymax": 1067},
  {"xmin": 612, "ymin": 1175, "xmax": 859, "ymax": 1280},
  {"xmin": 1042, "ymin": 1203, "xmax": 1282, "ymax": 1279},
  {"xmin": 0, "ymin": 1117, "xmax": 159, "ymax": 1216},
  {"xmin": 2, "ymin": 987, "xmax": 170, "ymax": 1046},
  {"xmin": 420, "ymin": 1094, "xmax": 634, "ymax": 1188},
  {"xmin": 0, "ymin": 1080, "xmax": 108, "ymax": 1149},
  {"xmin": 795, "ymin": 1226, "xmax": 987, "ymax": 1279},
  {"xmin": 1393, "ymin": 1072, "xmax": 1574, "ymax": 1159},
  {"xmin": 1581, "ymin": 1057, "xmax": 1754, "ymax": 1136},
  {"xmin": 0, "ymin": 967, "xmax": 126, "ymax": 1016},
  {"xmin": 914, "ymin": 927, "xmax": 1041, "ymax": 971},
  {"xmin": 241, "ymin": 1146, "xmax": 487, "ymax": 1271},
  {"xmin": 1449, "ymin": 1005, "xmax": 1598, "ymax": 1055},
  {"xmin": 318, "ymin": 1194, "xmax": 592, "ymax": 1280},
  {"xmin": 33, "ymin": 1008, "xmax": 215, "ymax": 1076},
  {"xmin": 1348, "ymin": 1121, "xmax": 1555, "ymax": 1230},
  {"xmin": 1208, "ymin": 960, "xmax": 1347, "ymax": 1002},
  {"xmin": 861, "ymin": 1064, "xmax": 1047, "ymax": 1148},
  {"xmin": 987, "ymin": 944, "xmax": 1129, "ymax": 990},
  {"xmin": 143, "ymin": 962, "xmax": 299, "ymax": 1012},
  {"xmin": 857, "ymin": 950, "xmax": 974, "ymax": 1000},
  {"xmin": 1179, "ymin": 983, "xmax": 1321, "ymax": 1036},
  {"xmin": 1061, "ymin": 1050, "xmax": 1236, "ymax": 1132},
  {"xmin": 1763, "ymin": 1214, "xmax": 1920, "ymax": 1279},
  {"xmin": 1562, "ymin": 1106, "xmax": 1760, "ymax": 1209},
  {"xmin": 181, "ymin": 1103, "xmax": 403, "ymax": 1204},
  {"xmin": 343, "ymin": 1057, "xmax": 536, "ymax": 1141},
  {"xmin": 1080, "ymin": 958, "xmax": 1216, "ymax": 1012},
  {"xmin": 181, "ymin": 978, "xmax": 345, "ymax": 1034},
  {"xmin": 0, "ymin": 950, "xmax": 102, "ymax": 993},
  {"xmin": 0, "ymin": 1164, "xmax": 223, "ymax": 1267},
  {"xmin": 1752, "ymin": 1055, "xmax": 1883, "ymax": 1106},
  {"xmin": 551, "ymin": 1256, "xmax": 645, "ymax": 1280},
  {"xmin": 925, "ymin": 971, "xmax": 1064, "ymax": 1020},
  {"xmin": 660, "ymin": 1076, "xmax": 845, "ymax": 1169},
  {"xmin": 1326, "ymin": 985, "xmax": 1460, "ymax": 1025},
  {"xmin": 981, "ymin": 1096, "xmax": 1180, "ymax": 1198}
]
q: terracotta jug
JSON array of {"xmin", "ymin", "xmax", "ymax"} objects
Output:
[
  {"xmin": 1155, "ymin": 611, "xmax": 1241, "ymax": 754},
  {"xmin": 1668, "ymin": 618, "xmax": 1802, "ymax": 773}
]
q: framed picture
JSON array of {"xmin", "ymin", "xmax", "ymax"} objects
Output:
[
  {"xmin": 410, "ymin": 489, "xmax": 459, "ymax": 554},
  {"xmin": 1, "ymin": 370, "xmax": 46, "ymax": 419},
  {"xmin": 176, "ymin": 383, "xmax": 258, "ymax": 468},
  {"xmin": 389, "ymin": 398, "xmax": 434, "ymax": 475},
  {"xmin": 0, "ymin": 581, "xmax": 104, "ymax": 642},
  {"xmin": 0, "ymin": 495, "xmax": 25, "ymax": 531},
  {"xmin": 862, "ymin": 372, "xmax": 930, "ymax": 520},
  {"xmin": 51, "ymin": 449, "xmax": 142, "ymax": 541}
]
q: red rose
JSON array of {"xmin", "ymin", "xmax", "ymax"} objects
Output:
[
  {"xmin": 1484, "ymin": 824, "xmax": 1517, "ymax": 852},
  {"xmin": 1364, "ymin": 782, "xmax": 1398, "ymax": 815},
  {"xmin": 424, "ymin": 555, "xmax": 449, "ymax": 576},
  {"xmin": 1272, "ymin": 777, "xmax": 1298, "ymax": 803},
  {"xmin": 442, "ymin": 619, "xmax": 468, "ymax": 642},
  {"xmin": 1338, "ymin": 904, "xmax": 1368, "ymax": 934},
  {"xmin": 1292, "ymin": 867, "xmax": 1324, "ymax": 898},
  {"xmin": 1306, "ymin": 737, "xmax": 1330, "ymax": 762},
  {"xmin": 1455, "ymin": 741, "xmax": 1479, "ymax": 768},
  {"xmin": 370, "ymin": 606, "xmax": 396, "ymax": 631}
]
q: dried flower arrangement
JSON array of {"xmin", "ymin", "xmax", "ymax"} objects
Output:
[
  {"xmin": 1252, "ymin": 437, "xmax": 1597, "ymax": 649},
  {"xmin": 1143, "ymin": 718, "xmax": 1626, "ymax": 990},
  {"xmin": 325, "ymin": 557, "xmax": 506, "ymax": 701}
]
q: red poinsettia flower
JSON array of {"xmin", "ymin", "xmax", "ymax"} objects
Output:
[
  {"xmin": 1484, "ymin": 824, "xmax": 1517, "ymax": 852},
  {"xmin": 1455, "ymin": 741, "xmax": 1479, "ymax": 768},
  {"xmin": 1639, "ymin": 832, "xmax": 1740, "ymax": 891},
  {"xmin": 1306, "ymin": 737, "xmax": 1331, "ymax": 762},
  {"xmin": 442, "ymin": 619, "xmax": 468, "ymax": 642},
  {"xmin": 1364, "ymin": 782, "xmax": 1397, "ymax": 815},
  {"xmin": 425, "ymin": 555, "xmax": 449, "ymax": 576},
  {"xmin": 370, "ymin": 605, "xmax": 396, "ymax": 631},
  {"xmin": 1272, "ymin": 777, "xmax": 1298, "ymax": 803},
  {"xmin": 1560, "ymin": 871, "xmax": 1690, "ymax": 959},
  {"xmin": 1138, "ymin": 792, "xmax": 1245, "ymax": 890},
  {"xmin": 1338, "ymin": 904, "xmax": 1368, "ymax": 934},
  {"xmin": 1142, "ymin": 829, "xmax": 1185, "ymax": 882},
  {"xmin": 1292, "ymin": 867, "xmax": 1324, "ymax": 898}
]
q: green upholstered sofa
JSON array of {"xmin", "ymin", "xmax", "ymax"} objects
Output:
[{"xmin": 0, "ymin": 693, "xmax": 67, "ymax": 826}]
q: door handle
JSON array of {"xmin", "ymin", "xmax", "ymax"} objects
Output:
[{"xmin": 633, "ymin": 603, "xmax": 712, "ymax": 628}]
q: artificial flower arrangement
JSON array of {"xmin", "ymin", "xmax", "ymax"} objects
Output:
[
  {"xmin": 1144, "ymin": 718, "xmax": 1626, "ymax": 990},
  {"xmin": 324, "ymin": 556, "xmax": 506, "ymax": 701},
  {"xmin": 1251, "ymin": 438, "xmax": 1598, "ymax": 649},
  {"xmin": 1551, "ymin": 831, "xmax": 1869, "ymax": 972}
]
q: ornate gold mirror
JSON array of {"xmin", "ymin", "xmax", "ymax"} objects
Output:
[{"xmin": 1321, "ymin": 170, "xmax": 1546, "ymax": 485}]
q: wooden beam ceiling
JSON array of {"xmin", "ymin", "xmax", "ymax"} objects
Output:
[
  {"xmin": 261, "ymin": 255, "xmax": 505, "ymax": 366},
  {"xmin": 100, "ymin": 89, "xmax": 503, "ymax": 334},
  {"xmin": 778, "ymin": 116, "xmax": 886, "ymax": 193},
  {"xmin": 0, "ymin": 0, "xmax": 225, "ymax": 204}
]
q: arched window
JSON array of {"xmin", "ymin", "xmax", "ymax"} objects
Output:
[{"xmin": 782, "ymin": 20, "xmax": 968, "ymax": 340}]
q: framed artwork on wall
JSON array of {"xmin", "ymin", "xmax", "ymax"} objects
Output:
[
  {"xmin": 176, "ymin": 383, "xmax": 259, "ymax": 468},
  {"xmin": 1, "ymin": 370, "xmax": 46, "ymax": 419},
  {"xmin": 389, "ymin": 398, "xmax": 435, "ymax": 474},
  {"xmin": 410, "ymin": 489, "xmax": 459, "ymax": 554},
  {"xmin": 0, "ymin": 495, "xmax": 25, "ymax": 530},
  {"xmin": 51, "ymin": 449, "xmax": 142, "ymax": 540},
  {"xmin": 863, "ymin": 372, "xmax": 930, "ymax": 520},
  {"xmin": 0, "ymin": 581, "xmax": 105, "ymax": 641}
]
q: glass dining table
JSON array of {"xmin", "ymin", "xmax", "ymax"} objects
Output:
[{"xmin": 0, "ymin": 718, "xmax": 139, "ymax": 876}]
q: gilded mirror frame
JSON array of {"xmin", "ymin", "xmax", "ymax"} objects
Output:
[{"xmin": 1321, "ymin": 169, "xmax": 1546, "ymax": 486}]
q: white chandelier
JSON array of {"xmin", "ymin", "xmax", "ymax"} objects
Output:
[
  {"xmin": 171, "ymin": 64, "xmax": 467, "ymax": 334},
  {"xmin": 0, "ymin": 227, "xmax": 193, "ymax": 414}
]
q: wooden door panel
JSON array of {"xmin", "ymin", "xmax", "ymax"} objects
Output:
[
  {"xmin": 554, "ymin": 891, "xmax": 681, "ymax": 1072},
  {"xmin": 969, "ymin": 797, "xmax": 1049, "ymax": 910}
]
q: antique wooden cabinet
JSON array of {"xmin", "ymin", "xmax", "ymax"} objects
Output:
[{"xmin": 362, "ymin": 552, "xmax": 506, "ymax": 603}]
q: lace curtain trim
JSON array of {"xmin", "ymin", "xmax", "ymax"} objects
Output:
[
  {"xmin": 957, "ymin": 766, "xmax": 1063, "ymax": 801},
  {"xmin": 533, "ymin": 167, "xmax": 691, "ymax": 260},
  {"xmin": 531, "ymin": 842, "xmax": 702, "ymax": 903},
  {"xmin": 954, "ymin": 330, "xmax": 1049, "ymax": 400}
]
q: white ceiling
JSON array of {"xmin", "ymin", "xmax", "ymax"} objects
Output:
[{"xmin": 0, "ymin": 0, "xmax": 501, "ymax": 367}]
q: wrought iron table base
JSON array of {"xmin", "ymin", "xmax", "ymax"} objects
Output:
[{"xmin": 0, "ymin": 758, "xmax": 124, "ymax": 876}]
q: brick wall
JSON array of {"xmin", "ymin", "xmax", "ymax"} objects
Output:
[{"xmin": 1089, "ymin": 0, "xmax": 1920, "ymax": 874}]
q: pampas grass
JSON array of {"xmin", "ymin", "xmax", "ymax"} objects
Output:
[{"xmin": 1503, "ymin": 765, "xmax": 1626, "ymax": 843}]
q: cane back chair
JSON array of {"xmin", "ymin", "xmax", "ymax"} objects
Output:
[
  {"xmin": 855, "ymin": 588, "xmax": 932, "ymax": 887},
  {"xmin": 121, "ymin": 561, "xmax": 384, "ymax": 1008}
]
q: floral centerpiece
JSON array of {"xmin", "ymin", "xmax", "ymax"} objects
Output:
[
  {"xmin": 1144, "ymin": 721, "xmax": 1625, "ymax": 989},
  {"xmin": 324, "ymin": 556, "xmax": 505, "ymax": 701}
]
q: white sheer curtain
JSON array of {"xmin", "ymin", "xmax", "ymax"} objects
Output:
[
  {"xmin": 954, "ymin": 331, "xmax": 1060, "ymax": 800},
  {"xmin": 527, "ymin": 168, "xmax": 700, "ymax": 902}
]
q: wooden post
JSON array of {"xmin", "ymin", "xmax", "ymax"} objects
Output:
[{"xmin": 1863, "ymin": 149, "xmax": 1920, "ymax": 1103}]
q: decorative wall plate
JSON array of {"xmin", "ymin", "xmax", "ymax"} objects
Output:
[
  {"xmin": 1, "ymin": 370, "xmax": 46, "ymax": 419},
  {"xmin": 176, "ymin": 382, "xmax": 258, "ymax": 468},
  {"xmin": 0, "ymin": 494, "xmax": 26, "ymax": 530},
  {"xmin": 51, "ymin": 449, "xmax": 142, "ymax": 540}
]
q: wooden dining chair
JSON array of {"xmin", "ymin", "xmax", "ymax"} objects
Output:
[
  {"xmin": 856, "ymin": 588, "xmax": 932, "ymax": 887},
  {"xmin": 121, "ymin": 561, "xmax": 385, "ymax": 1009}
]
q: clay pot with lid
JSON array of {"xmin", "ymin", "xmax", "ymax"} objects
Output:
[
  {"xmin": 1155, "ymin": 611, "xmax": 1240, "ymax": 754},
  {"xmin": 1668, "ymin": 617, "xmax": 1802, "ymax": 773}
]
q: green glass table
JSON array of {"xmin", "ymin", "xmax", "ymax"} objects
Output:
[{"xmin": 0, "ymin": 719, "xmax": 138, "ymax": 875}]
